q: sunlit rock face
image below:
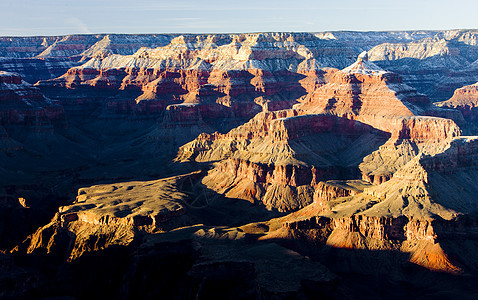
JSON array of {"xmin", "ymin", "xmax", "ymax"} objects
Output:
[
  {"xmin": 0, "ymin": 34, "xmax": 176, "ymax": 85},
  {"xmin": 436, "ymin": 82, "xmax": 478, "ymax": 126},
  {"xmin": 267, "ymin": 136, "xmax": 478, "ymax": 273},
  {"xmin": 177, "ymin": 108, "xmax": 391, "ymax": 212},
  {"xmin": 175, "ymin": 53, "xmax": 463, "ymax": 213},
  {"xmin": 292, "ymin": 53, "xmax": 462, "ymax": 183},
  {"xmin": 1, "ymin": 30, "xmax": 477, "ymax": 98},
  {"xmin": 21, "ymin": 172, "xmax": 198, "ymax": 261},
  {"xmin": 296, "ymin": 51, "xmax": 462, "ymax": 133},
  {"xmin": 2, "ymin": 30, "xmax": 477, "ymax": 122},
  {"xmin": 36, "ymin": 33, "xmax": 338, "ymax": 119}
]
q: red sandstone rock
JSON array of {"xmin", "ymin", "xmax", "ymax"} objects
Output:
[
  {"xmin": 0, "ymin": 71, "xmax": 64, "ymax": 126},
  {"xmin": 295, "ymin": 53, "xmax": 462, "ymax": 141},
  {"xmin": 436, "ymin": 82, "xmax": 478, "ymax": 123},
  {"xmin": 178, "ymin": 109, "xmax": 389, "ymax": 212}
]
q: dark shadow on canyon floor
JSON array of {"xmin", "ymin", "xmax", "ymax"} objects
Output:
[{"xmin": 5, "ymin": 227, "xmax": 478, "ymax": 300}]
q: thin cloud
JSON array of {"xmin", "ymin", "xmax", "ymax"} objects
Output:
[{"xmin": 66, "ymin": 17, "xmax": 92, "ymax": 34}]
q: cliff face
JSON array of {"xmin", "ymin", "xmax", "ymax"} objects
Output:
[
  {"xmin": 368, "ymin": 30, "xmax": 478, "ymax": 101},
  {"xmin": 296, "ymin": 52, "xmax": 462, "ymax": 131},
  {"xmin": 175, "ymin": 54, "xmax": 464, "ymax": 212},
  {"xmin": 291, "ymin": 53, "xmax": 463, "ymax": 184},
  {"xmin": 170, "ymin": 50, "xmax": 478, "ymax": 275},
  {"xmin": 436, "ymin": 82, "xmax": 478, "ymax": 126},
  {"xmin": 36, "ymin": 33, "xmax": 328, "ymax": 119},
  {"xmin": 16, "ymin": 30, "xmax": 472, "ymax": 119},
  {"xmin": 1, "ymin": 31, "xmax": 476, "ymax": 103},
  {"xmin": 1, "ymin": 31, "xmax": 474, "ymax": 132},
  {"xmin": 0, "ymin": 71, "xmax": 64, "ymax": 127},
  {"xmin": 0, "ymin": 34, "xmax": 175, "ymax": 84},
  {"xmin": 277, "ymin": 214, "xmax": 467, "ymax": 272},
  {"xmin": 0, "ymin": 34, "xmax": 175, "ymax": 60},
  {"xmin": 178, "ymin": 109, "xmax": 390, "ymax": 212},
  {"xmin": 262, "ymin": 136, "xmax": 478, "ymax": 273}
]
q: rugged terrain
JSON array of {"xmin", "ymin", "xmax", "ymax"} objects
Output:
[
  {"xmin": 437, "ymin": 81, "xmax": 478, "ymax": 130},
  {"xmin": 2, "ymin": 30, "xmax": 478, "ymax": 299}
]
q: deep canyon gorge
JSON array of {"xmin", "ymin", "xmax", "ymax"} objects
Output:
[{"xmin": 1, "ymin": 30, "xmax": 478, "ymax": 299}]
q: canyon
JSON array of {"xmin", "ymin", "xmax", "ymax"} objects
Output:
[{"xmin": 2, "ymin": 30, "xmax": 478, "ymax": 299}]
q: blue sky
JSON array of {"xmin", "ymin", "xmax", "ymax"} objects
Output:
[{"xmin": 1, "ymin": 0, "xmax": 477, "ymax": 36}]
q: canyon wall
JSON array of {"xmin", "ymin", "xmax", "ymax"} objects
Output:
[{"xmin": 3, "ymin": 30, "xmax": 478, "ymax": 299}]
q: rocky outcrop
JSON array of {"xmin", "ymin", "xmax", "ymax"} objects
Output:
[
  {"xmin": 175, "ymin": 56, "xmax": 462, "ymax": 211},
  {"xmin": 37, "ymin": 33, "xmax": 329, "ymax": 118},
  {"xmin": 437, "ymin": 81, "xmax": 478, "ymax": 107},
  {"xmin": 358, "ymin": 117, "xmax": 461, "ymax": 184},
  {"xmin": 436, "ymin": 82, "xmax": 478, "ymax": 126},
  {"xmin": 2, "ymin": 30, "xmax": 478, "ymax": 299},
  {"xmin": 178, "ymin": 109, "xmax": 390, "ymax": 212},
  {"xmin": 296, "ymin": 52, "xmax": 462, "ymax": 132},
  {"xmin": 277, "ymin": 214, "xmax": 465, "ymax": 272},
  {"xmin": 2, "ymin": 30, "xmax": 478, "ymax": 100},
  {"xmin": 313, "ymin": 180, "xmax": 371, "ymax": 210},
  {"xmin": 18, "ymin": 172, "xmax": 200, "ymax": 261},
  {"xmin": 0, "ymin": 34, "xmax": 176, "ymax": 84},
  {"xmin": 40, "ymin": 31, "xmax": 473, "ymax": 118},
  {"xmin": 0, "ymin": 34, "xmax": 175, "ymax": 61},
  {"xmin": 294, "ymin": 53, "xmax": 462, "ymax": 183},
  {"xmin": 263, "ymin": 136, "xmax": 478, "ymax": 273},
  {"xmin": 2, "ymin": 30, "xmax": 472, "ymax": 126}
]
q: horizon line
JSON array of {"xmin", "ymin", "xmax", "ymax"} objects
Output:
[{"xmin": 1, "ymin": 28, "xmax": 477, "ymax": 38}]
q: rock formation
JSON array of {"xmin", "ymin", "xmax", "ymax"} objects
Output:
[
  {"xmin": 436, "ymin": 82, "xmax": 478, "ymax": 127},
  {"xmin": 177, "ymin": 109, "xmax": 390, "ymax": 212},
  {"xmin": 1, "ymin": 30, "xmax": 476, "ymax": 98},
  {"xmin": 367, "ymin": 30, "xmax": 478, "ymax": 101},
  {"xmin": 36, "ymin": 33, "xmax": 328, "ymax": 119},
  {"xmin": 0, "ymin": 71, "xmax": 63, "ymax": 127},
  {"xmin": 293, "ymin": 53, "xmax": 463, "ymax": 183},
  {"xmin": 173, "ymin": 53, "xmax": 466, "ymax": 214},
  {"xmin": 296, "ymin": 51, "xmax": 462, "ymax": 130},
  {"xmin": 264, "ymin": 136, "xmax": 478, "ymax": 273},
  {"xmin": 19, "ymin": 172, "xmax": 200, "ymax": 261},
  {"xmin": 0, "ymin": 34, "xmax": 176, "ymax": 82},
  {"xmin": 171, "ymin": 51, "xmax": 478, "ymax": 278}
]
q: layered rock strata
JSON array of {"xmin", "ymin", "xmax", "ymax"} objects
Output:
[
  {"xmin": 178, "ymin": 109, "xmax": 390, "ymax": 212},
  {"xmin": 436, "ymin": 82, "xmax": 478, "ymax": 124},
  {"xmin": 2, "ymin": 30, "xmax": 477, "ymax": 103},
  {"xmin": 37, "ymin": 33, "xmax": 332, "ymax": 118},
  {"xmin": 16, "ymin": 31, "xmax": 474, "ymax": 131},
  {"xmin": 296, "ymin": 52, "xmax": 463, "ymax": 133},
  {"xmin": 0, "ymin": 34, "xmax": 176, "ymax": 82},
  {"xmin": 0, "ymin": 71, "xmax": 63, "ymax": 127},
  {"xmin": 295, "ymin": 53, "xmax": 462, "ymax": 183},
  {"xmin": 367, "ymin": 30, "xmax": 478, "ymax": 101},
  {"xmin": 3, "ymin": 30, "xmax": 478, "ymax": 298},
  {"xmin": 265, "ymin": 136, "xmax": 478, "ymax": 273},
  {"xmin": 176, "ymin": 54, "xmax": 463, "ymax": 212}
]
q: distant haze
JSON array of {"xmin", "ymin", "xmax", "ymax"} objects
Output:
[{"xmin": 1, "ymin": 0, "xmax": 477, "ymax": 36}]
